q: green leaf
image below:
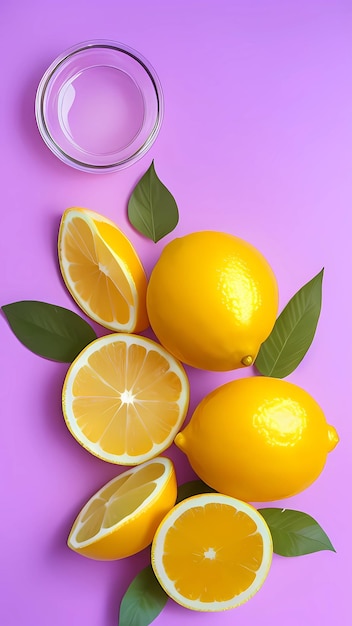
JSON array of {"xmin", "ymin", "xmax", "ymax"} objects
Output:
[
  {"xmin": 119, "ymin": 565, "xmax": 168, "ymax": 626},
  {"xmin": 258, "ymin": 508, "xmax": 336, "ymax": 557},
  {"xmin": 127, "ymin": 161, "xmax": 179, "ymax": 242},
  {"xmin": 255, "ymin": 268, "xmax": 324, "ymax": 378},
  {"xmin": 176, "ymin": 479, "xmax": 216, "ymax": 503},
  {"xmin": 2, "ymin": 300, "xmax": 97, "ymax": 362}
]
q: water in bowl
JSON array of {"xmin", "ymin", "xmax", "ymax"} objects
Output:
[{"xmin": 57, "ymin": 66, "xmax": 145, "ymax": 156}]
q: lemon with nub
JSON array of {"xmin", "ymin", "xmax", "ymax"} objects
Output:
[
  {"xmin": 58, "ymin": 207, "xmax": 149, "ymax": 332},
  {"xmin": 175, "ymin": 377, "xmax": 339, "ymax": 502},
  {"xmin": 68, "ymin": 457, "xmax": 177, "ymax": 560},
  {"xmin": 151, "ymin": 493, "xmax": 273, "ymax": 611},
  {"xmin": 146, "ymin": 231, "xmax": 279, "ymax": 371},
  {"xmin": 62, "ymin": 333, "xmax": 189, "ymax": 465}
]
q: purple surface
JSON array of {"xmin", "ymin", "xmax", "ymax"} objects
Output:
[{"xmin": 1, "ymin": 1, "xmax": 351, "ymax": 625}]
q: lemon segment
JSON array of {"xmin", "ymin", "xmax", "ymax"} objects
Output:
[
  {"xmin": 68, "ymin": 457, "xmax": 177, "ymax": 560},
  {"xmin": 151, "ymin": 493, "xmax": 273, "ymax": 611},
  {"xmin": 62, "ymin": 333, "xmax": 190, "ymax": 465},
  {"xmin": 58, "ymin": 207, "xmax": 149, "ymax": 332}
]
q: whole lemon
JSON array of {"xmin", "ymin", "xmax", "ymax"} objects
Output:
[
  {"xmin": 146, "ymin": 231, "xmax": 279, "ymax": 371},
  {"xmin": 174, "ymin": 377, "xmax": 339, "ymax": 502}
]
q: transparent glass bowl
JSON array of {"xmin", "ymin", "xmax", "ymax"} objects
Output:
[{"xmin": 35, "ymin": 40, "xmax": 164, "ymax": 173}]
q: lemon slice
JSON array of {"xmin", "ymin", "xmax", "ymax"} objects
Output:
[
  {"xmin": 68, "ymin": 457, "xmax": 177, "ymax": 560},
  {"xmin": 62, "ymin": 333, "xmax": 190, "ymax": 465},
  {"xmin": 58, "ymin": 207, "xmax": 149, "ymax": 332},
  {"xmin": 151, "ymin": 493, "xmax": 273, "ymax": 612}
]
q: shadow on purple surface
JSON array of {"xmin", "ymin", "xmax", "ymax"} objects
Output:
[
  {"xmin": 18, "ymin": 65, "xmax": 53, "ymax": 163},
  {"xmin": 17, "ymin": 56, "xmax": 83, "ymax": 179}
]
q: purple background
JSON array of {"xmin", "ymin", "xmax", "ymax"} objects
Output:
[{"xmin": 1, "ymin": 1, "xmax": 351, "ymax": 624}]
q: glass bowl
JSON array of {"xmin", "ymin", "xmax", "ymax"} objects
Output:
[{"xmin": 35, "ymin": 40, "xmax": 164, "ymax": 173}]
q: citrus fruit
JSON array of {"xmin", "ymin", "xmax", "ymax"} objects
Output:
[
  {"xmin": 175, "ymin": 376, "xmax": 339, "ymax": 502},
  {"xmin": 58, "ymin": 207, "xmax": 149, "ymax": 332},
  {"xmin": 62, "ymin": 333, "xmax": 189, "ymax": 465},
  {"xmin": 146, "ymin": 231, "xmax": 279, "ymax": 371},
  {"xmin": 68, "ymin": 457, "xmax": 177, "ymax": 560},
  {"xmin": 151, "ymin": 493, "xmax": 273, "ymax": 611}
]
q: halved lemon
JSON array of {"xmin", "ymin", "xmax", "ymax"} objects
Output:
[
  {"xmin": 151, "ymin": 493, "xmax": 273, "ymax": 612},
  {"xmin": 62, "ymin": 333, "xmax": 190, "ymax": 464},
  {"xmin": 68, "ymin": 457, "xmax": 177, "ymax": 560},
  {"xmin": 58, "ymin": 207, "xmax": 149, "ymax": 332}
]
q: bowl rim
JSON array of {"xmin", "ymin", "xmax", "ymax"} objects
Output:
[{"xmin": 35, "ymin": 39, "xmax": 164, "ymax": 173}]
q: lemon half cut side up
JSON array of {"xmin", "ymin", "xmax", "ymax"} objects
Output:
[
  {"xmin": 151, "ymin": 493, "xmax": 273, "ymax": 612},
  {"xmin": 62, "ymin": 333, "xmax": 190, "ymax": 465}
]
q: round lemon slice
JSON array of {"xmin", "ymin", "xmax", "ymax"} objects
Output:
[
  {"xmin": 68, "ymin": 457, "xmax": 177, "ymax": 560},
  {"xmin": 151, "ymin": 493, "xmax": 273, "ymax": 612},
  {"xmin": 58, "ymin": 207, "xmax": 149, "ymax": 332},
  {"xmin": 62, "ymin": 333, "xmax": 190, "ymax": 465}
]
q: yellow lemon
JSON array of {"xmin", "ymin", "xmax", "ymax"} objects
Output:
[
  {"xmin": 151, "ymin": 493, "xmax": 273, "ymax": 611},
  {"xmin": 68, "ymin": 457, "xmax": 177, "ymax": 560},
  {"xmin": 58, "ymin": 207, "xmax": 149, "ymax": 333},
  {"xmin": 62, "ymin": 333, "xmax": 189, "ymax": 465},
  {"xmin": 146, "ymin": 231, "xmax": 279, "ymax": 371},
  {"xmin": 175, "ymin": 377, "xmax": 339, "ymax": 502}
]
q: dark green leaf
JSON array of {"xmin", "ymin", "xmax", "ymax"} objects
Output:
[
  {"xmin": 2, "ymin": 300, "xmax": 97, "ymax": 362},
  {"xmin": 128, "ymin": 161, "xmax": 179, "ymax": 242},
  {"xmin": 176, "ymin": 479, "xmax": 216, "ymax": 503},
  {"xmin": 119, "ymin": 565, "xmax": 168, "ymax": 626},
  {"xmin": 258, "ymin": 508, "xmax": 336, "ymax": 557},
  {"xmin": 255, "ymin": 269, "xmax": 324, "ymax": 378}
]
